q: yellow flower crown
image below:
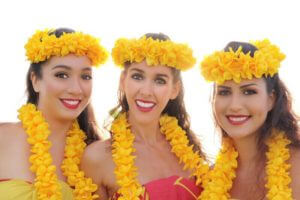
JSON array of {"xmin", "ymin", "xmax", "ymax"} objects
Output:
[
  {"xmin": 112, "ymin": 36, "xmax": 196, "ymax": 71},
  {"xmin": 200, "ymin": 39, "xmax": 286, "ymax": 84},
  {"xmin": 25, "ymin": 29, "xmax": 109, "ymax": 67}
]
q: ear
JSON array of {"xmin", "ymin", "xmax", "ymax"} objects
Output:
[
  {"xmin": 170, "ymin": 81, "xmax": 181, "ymax": 100},
  {"xmin": 31, "ymin": 72, "xmax": 40, "ymax": 93},
  {"xmin": 267, "ymin": 90, "xmax": 276, "ymax": 112}
]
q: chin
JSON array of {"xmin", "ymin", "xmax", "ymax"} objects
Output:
[
  {"xmin": 224, "ymin": 127, "xmax": 254, "ymax": 139},
  {"xmin": 58, "ymin": 111, "xmax": 81, "ymax": 122},
  {"xmin": 131, "ymin": 112, "xmax": 158, "ymax": 125}
]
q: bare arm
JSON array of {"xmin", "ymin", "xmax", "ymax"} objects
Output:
[
  {"xmin": 290, "ymin": 147, "xmax": 300, "ymax": 199},
  {"xmin": 81, "ymin": 141, "xmax": 110, "ymax": 200}
]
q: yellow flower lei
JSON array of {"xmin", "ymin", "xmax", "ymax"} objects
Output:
[
  {"xmin": 200, "ymin": 39, "xmax": 285, "ymax": 84},
  {"xmin": 112, "ymin": 36, "xmax": 196, "ymax": 71},
  {"xmin": 18, "ymin": 103, "xmax": 98, "ymax": 200},
  {"xmin": 111, "ymin": 112, "xmax": 209, "ymax": 200},
  {"xmin": 25, "ymin": 29, "xmax": 109, "ymax": 66},
  {"xmin": 200, "ymin": 130, "xmax": 292, "ymax": 200}
]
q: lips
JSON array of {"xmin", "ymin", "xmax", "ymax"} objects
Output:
[
  {"xmin": 60, "ymin": 99, "xmax": 81, "ymax": 110},
  {"xmin": 226, "ymin": 115, "xmax": 251, "ymax": 125},
  {"xmin": 135, "ymin": 99, "xmax": 156, "ymax": 112}
]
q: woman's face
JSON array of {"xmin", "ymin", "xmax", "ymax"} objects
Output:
[
  {"xmin": 213, "ymin": 78, "xmax": 275, "ymax": 140},
  {"xmin": 32, "ymin": 54, "xmax": 93, "ymax": 122},
  {"xmin": 120, "ymin": 61, "xmax": 180, "ymax": 125}
]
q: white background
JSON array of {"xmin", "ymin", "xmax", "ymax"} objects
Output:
[{"xmin": 0, "ymin": 0, "xmax": 299, "ymax": 158}]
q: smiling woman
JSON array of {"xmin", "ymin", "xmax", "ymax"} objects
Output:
[
  {"xmin": 81, "ymin": 33, "xmax": 209, "ymax": 200},
  {"xmin": 0, "ymin": 28, "xmax": 108, "ymax": 200},
  {"xmin": 30, "ymin": 55, "xmax": 93, "ymax": 122},
  {"xmin": 199, "ymin": 40, "xmax": 300, "ymax": 200}
]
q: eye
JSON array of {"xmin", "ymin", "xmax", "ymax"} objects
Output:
[
  {"xmin": 217, "ymin": 90, "xmax": 231, "ymax": 96},
  {"xmin": 243, "ymin": 89, "xmax": 257, "ymax": 95},
  {"xmin": 81, "ymin": 74, "xmax": 92, "ymax": 80},
  {"xmin": 55, "ymin": 72, "xmax": 68, "ymax": 79},
  {"xmin": 131, "ymin": 73, "xmax": 143, "ymax": 81},
  {"xmin": 155, "ymin": 78, "xmax": 166, "ymax": 85}
]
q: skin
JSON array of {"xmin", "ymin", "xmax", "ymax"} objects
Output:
[
  {"xmin": 0, "ymin": 54, "xmax": 93, "ymax": 183},
  {"xmin": 213, "ymin": 78, "xmax": 300, "ymax": 199},
  {"xmin": 81, "ymin": 61, "xmax": 194, "ymax": 199}
]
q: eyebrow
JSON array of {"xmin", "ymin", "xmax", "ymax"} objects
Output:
[
  {"xmin": 130, "ymin": 68, "xmax": 170, "ymax": 78},
  {"xmin": 240, "ymin": 83, "xmax": 257, "ymax": 88},
  {"xmin": 156, "ymin": 73, "xmax": 169, "ymax": 79},
  {"xmin": 52, "ymin": 65, "xmax": 91, "ymax": 71},
  {"xmin": 130, "ymin": 68, "xmax": 144, "ymax": 73},
  {"xmin": 217, "ymin": 85, "xmax": 231, "ymax": 89},
  {"xmin": 217, "ymin": 83, "xmax": 257, "ymax": 89}
]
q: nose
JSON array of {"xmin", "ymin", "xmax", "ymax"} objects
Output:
[
  {"xmin": 139, "ymin": 80, "xmax": 153, "ymax": 97},
  {"xmin": 228, "ymin": 93, "xmax": 243, "ymax": 113},
  {"xmin": 67, "ymin": 77, "xmax": 83, "ymax": 95}
]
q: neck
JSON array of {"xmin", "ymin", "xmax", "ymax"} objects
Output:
[
  {"xmin": 38, "ymin": 106, "xmax": 73, "ymax": 139},
  {"xmin": 128, "ymin": 114, "xmax": 164, "ymax": 145},
  {"xmin": 232, "ymin": 134, "xmax": 265, "ymax": 170}
]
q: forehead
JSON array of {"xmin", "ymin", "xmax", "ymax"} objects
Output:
[
  {"xmin": 42, "ymin": 54, "xmax": 92, "ymax": 70},
  {"xmin": 217, "ymin": 78, "xmax": 266, "ymax": 88},
  {"xmin": 128, "ymin": 61, "xmax": 173, "ymax": 75}
]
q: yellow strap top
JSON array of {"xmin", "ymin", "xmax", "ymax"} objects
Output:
[{"xmin": 0, "ymin": 179, "xmax": 73, "ymax": 200}]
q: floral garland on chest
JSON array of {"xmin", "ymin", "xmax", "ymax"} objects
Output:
[
  {"xmin": 18, "ymin": 103, "xmax": 98, "ymax": 200},
  {"xmin": 200, "ymin": 130, "xmax": 292, "ymax": 200},
  {"xmin": 110, "ymin": 112, "xmax": 209, "ymax": 200}
]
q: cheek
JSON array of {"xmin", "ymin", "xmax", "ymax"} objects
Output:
[
  {"xmin": 214, "ymin": 97, "xmax": 226, "ymax": 116},
  {"xmin": 82, "ymin": 81, "xmax": 92, "ymax": 97},
  {"xmin": 156, "ymin": 85, "xmax": 171, "ymax": 97},
  {"xmin": 40, "ymin": 79, "xmax": 65, "ymax": 97},
  {"xmin": 124, "ymin": 79, "xmax": 138, "ymax": 96},
  {"xmin": 251, "ymin": 101, "xmax": 270, "ymax": 119},
  {"xmin": 247, "ymin": 94, "xmax": 270, "ymax": 116}
]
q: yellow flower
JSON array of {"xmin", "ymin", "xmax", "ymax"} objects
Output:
[
  {"xmin": 200, "ymin": 39, "xmax": 285, "ymax": 84},
  {"xmin": 200, "ymin": 130, "xmax": 292, "ymax": 200},
  {"xmin": 112, "ymin": 36, "xmax": 196, "ymax": 71},
  {"xmin": 111, "ymin": 113, "xmax": 207, "ymax": 200},
  {"xmin": 18, "ymin": 103, "xmax": 98, "ymax": 200},
  {"xmin": 25, "ymin": 29, "xmax": 109, "ymax": 67}
]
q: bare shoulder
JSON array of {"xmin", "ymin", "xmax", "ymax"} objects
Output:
[
  {"xmin": 0, "ymin": 122, "xmax": 28, "ymax": 178},
  {"xmin": 290, "ymin": 146, "xmax": 300, "ymax": 166},
  {"xmin": 81, "ymin": 139, "xmax": 114, "ymax": 182},
  {"xmin": 81, "ymin": 139, "xmax": 115, "ymax": 200},
  {"xmin": 0, "ymin": 122, "xmax": 24, "ymax": 143},
  {"xmin": 289, "ymin": 146, "xmax": 300, "ymax": 198},
  {"xmin": 83, "ymin": 139, "xmax": 112, "ymax": 166}
]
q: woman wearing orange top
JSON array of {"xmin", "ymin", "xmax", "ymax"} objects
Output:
[
  {"xmin": 0, "ymin": 28, "xmax": 108, "ymax": 200},
  {"xmin": 81, "ymin": 33, "xmax": 208, "ymax": 200}
]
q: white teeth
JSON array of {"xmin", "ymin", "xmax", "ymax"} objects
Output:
[
  {"xmin": 229, "ymin": 116, "xmax": 248, "ymax": 122},
  {"xmin": 136, "ymin": 100, "xmax": 154, "ymax": 108},
  {"xmin": 63, "ymin": 100, "xmax": 80, "ymax": 105}
]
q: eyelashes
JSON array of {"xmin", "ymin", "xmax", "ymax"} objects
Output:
[
  {"xmin": 54, "ymin": 72, "xmax": 92, "ymax": 80},
  {"xmin": 55, "ymin": 72, "xmax": 68, "ymax": 79},
  {"xmin": 217, "ymin": 89, "xmax": 257, "ymax": 96},
  {"xmin": 131, "ymin": 73, "xmax": 167, "ymax": 85}
]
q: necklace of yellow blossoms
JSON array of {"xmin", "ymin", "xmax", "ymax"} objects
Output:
[
  {"xmin": 18, "ymin": 103, "xmax": 98, "ymax": 200},
  {"xmin": 111, "ymin": 112, "xmax": 210, "ymax": 200},
  {"xmin": 200, "ymin": 129, "xmax": 292, "ymax": 200}
]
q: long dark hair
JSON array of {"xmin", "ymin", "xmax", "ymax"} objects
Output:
[
  {"xmin": 25, "ymin": 28, "xmax": 99, "ymax": 145},
  {"xmin": 214, "ymin": 41, "xmax": 300, "ymax": 148},
  {"xmin": 110, "ymin": 33, "xmax": 205, "ymax": 158}
]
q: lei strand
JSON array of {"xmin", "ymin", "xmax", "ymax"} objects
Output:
[
  {"xmin": 111, "ymin": 113, "xmax": 209, "ymax": 200},
  {"xmin": 200, "ymin": 130, "xmax": 292, "ymax": 199},
  {"xmin": 18, "ymin": 103, "xmax": 98, "ymax": 200}
]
